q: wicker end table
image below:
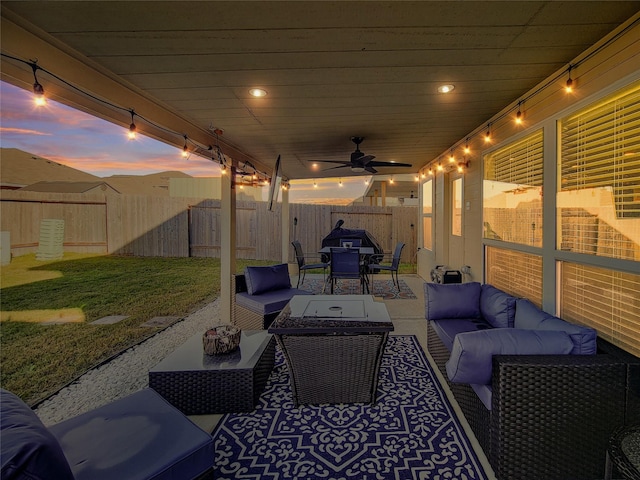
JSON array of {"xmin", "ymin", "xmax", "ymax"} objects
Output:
[
  {"xmin": 268, "ymin": 295, "xmax": 394, "ymax": 406},
  {"xmin": 149, "ymin": 330, "xmax": 275, "ymax": 415}
]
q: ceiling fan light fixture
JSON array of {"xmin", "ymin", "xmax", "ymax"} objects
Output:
[
  {"xmin": 351, "ymin": 166, "xmax": 365, "ymax": 173},
  {"xmin": 438, "ymin": 84, "xmax": 455, "ymax": 93}
]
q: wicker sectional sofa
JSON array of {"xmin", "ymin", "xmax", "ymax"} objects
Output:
[{"xmin": 424, "ymin": 281, "xmax": 639, "ymax": 480}]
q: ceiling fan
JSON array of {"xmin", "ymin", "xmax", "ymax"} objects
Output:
[{"xmin": 317, "ymin": 137, "xmax": 412, "ymax": 174}]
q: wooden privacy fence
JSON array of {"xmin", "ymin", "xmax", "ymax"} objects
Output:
[{"xmin": 0, "ymin": 191, "xmax": 418, "ymax": 263}]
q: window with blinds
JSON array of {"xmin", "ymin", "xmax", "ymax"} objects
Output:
[
  {"xmin": 485, "ymin": 246, "xmax": 543, "ymax": 307},
  {"xmin": 422, "ymin": 179, "xmax": 433, "ymax": 250},
  {"xmin": 483, "ymin": 129, "xmax": 543, "ymax": 247},
  {"xmin": 560, "ymin": 262, "xmax": 640, "ymax": 357},
  {"xmin": 559, "ymin": 81, "xmax": 640, "ymax": 261}
]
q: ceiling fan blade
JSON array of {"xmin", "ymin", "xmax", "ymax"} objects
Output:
[
  {"xmin": 322, "ymin": 164, "xmax": 350, "ymax": 171},
  {"xmin": 365, "ymin": 166, "xmax": 378, "ymax": 174},
  {"xmin": 358, "ymin": 154, "xmax": 376, "ymax": 164},
  {"xmin": 368, "ymin": 161, "xmax": 413, "ymax": 168},
  {"xmin": 315, "ymin": 160, "xmax": 351, "ymax": 165}
]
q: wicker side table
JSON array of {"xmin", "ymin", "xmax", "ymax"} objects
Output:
[{"xmin": 149, "ymin": 330, "xmax": 275, "ymax": 414}]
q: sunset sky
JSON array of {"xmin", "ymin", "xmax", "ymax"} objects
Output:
[{"xmin": 0, "ymin": 81, "xmax": 369, "ymax": 204}]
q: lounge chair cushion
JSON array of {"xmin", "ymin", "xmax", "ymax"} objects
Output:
[
  {"xmin": 446, "ymin": 328, "xmax": 574, "ymax": 385},
  {"xmin": 480, "ymin": 284, "xmax": 517, "ymax": 328},
  {"xmin": 0, "ymin": 389, "xmax": 74, "ymax": 480},
  {"xmin": 430, "ymin": 318, "xmax": 492, "ymax": 352},
  {"xmin": 424, "ymin": 282, "xmax": 482, "ymax": 320},
  {"xmin": 48, "ymin": 388, "xmax": 214, "ymax": 480},
  {"xmin": 244, "ymin": 263, "xmax": 291, "ymax": 295},
  {"xmin": 236, "ymin": 287, "xmax": 313, "ymax": 315},
  {"xmin": 514, "ymin": 298, "xmax": 597, "ymax": 354}
]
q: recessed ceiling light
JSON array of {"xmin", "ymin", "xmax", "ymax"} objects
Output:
[
  {"xmin": 438, "ymin": 84, "xmax": 455, "ymax": 93},
  {"xmin": 249, "ymin": 88, "xmax": 267, "ymax": 97}
]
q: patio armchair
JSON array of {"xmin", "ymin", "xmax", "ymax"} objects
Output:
[
  {"xmin": 329, "ymin": 247, "xmax": 368, "ymax": 294},
  {"xmin": 291, "ymin": 240, "xmax": 329, "ymax": 288},
  {"xmin": 368, "ymin": 241, "xmax": 405, "ymax": 289}
]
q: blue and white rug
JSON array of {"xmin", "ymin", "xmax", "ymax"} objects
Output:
[{"xmin": 212, "ymin": 335, "xmax": 488, "ymax": 480}]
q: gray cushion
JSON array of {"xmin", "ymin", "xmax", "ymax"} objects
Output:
[
  {"xmin": 236, "ymin": 288, "xmax": 313, "ymax": 315},
  {"xmin": 424, "ymin": 282, "xmax": 481, "ymax": 320},
  {"xmin": 49, "ymin": 388, "xmax": 214, "ymax": 480},
  {"xmin": 0, "ymin": 389, "xmax": 74, "ymax": 480},
  {"xmin": 430, "ymin": 318, "xmax": 492, "ymax": 352},
  {"xmin": 480, "ymin": 284, "xmax": 516, "ymax": 328},
  {"xmin": 446, "ymin": 328, "xmax": 574, "ymax": 385},
  {"xmin": 514, "ymin": 298, "xmax": 597, "ymax": 354},
  {"xmin": 244, "ymin": 263, "xmax": 291, "ymax": 295}
]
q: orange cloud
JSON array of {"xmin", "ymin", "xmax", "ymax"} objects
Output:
[{"xmin": 0, "ymin": 126, "xmax": 52, "ymax": 136}]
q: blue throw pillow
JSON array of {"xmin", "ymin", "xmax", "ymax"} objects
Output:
[
  {"xmin": 446, "ymin": 328, "xmax": 574, "ymax": 385},
  {"xmin": 514, "ymin": 299, "xmax": 597, "ymax": 354},
  {"xmin": 244, "ymin": 263, "xmax": 291, "ymax": 296},
  {"xmin": 480, "ymin": 284, "xmax": 517, "ymax": 328},
  {"xmin": 0, "ymin": 389, "xmax": 74, "ymax": 480},
  {"xmin": 424, "ymin": 282, "xmax": 481, "ymax": 320}
]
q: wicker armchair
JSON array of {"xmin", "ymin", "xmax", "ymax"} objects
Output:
[{"xmin": 427, "ymin": 321, "xmax": 638, "ymax": 480}]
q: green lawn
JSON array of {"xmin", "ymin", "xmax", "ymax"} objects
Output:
[{"xmin": 0, "ymin": 253, "xmax": 271, "ymax": 405}]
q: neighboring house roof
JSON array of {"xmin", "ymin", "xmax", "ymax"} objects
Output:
[
  {"xmin": 1, "ymin": 148, "xmax": 101, "ymax": 187},
  {"xmin": 20, "ymin": 181, "xmax": 120, "ymax": 194},
  {"xmin": 105, "ymin": 171, "xmax": 192, "ymax": 196}
]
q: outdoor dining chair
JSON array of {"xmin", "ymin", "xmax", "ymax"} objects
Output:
[
  {"xmin": 329, "ymin": 247, "xmax": 368, "ymax": 294},
  {"xmin": 291, "ymin": 240, "xmax": 329, "ymax": 288},
  {"xmin": 368, "ymin": 241, "xmax": 405, "ymax": 289}
]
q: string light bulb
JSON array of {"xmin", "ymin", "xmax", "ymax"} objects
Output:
[
  {"xmin": 31, "ymin": 63, "xmax": 45, "ymax": 106},
  {"xmin": 389, "ymin": 177, "xmax": 394, "ymax": 184},
  {"xmin": 128, "ymin": 110, "xmax": 137, "ymax": 139},
  {"xmin": 484, "ymin": 124, "xmax": 492, "ymax": 143},
  {"xmin": 565, "ymin": 66, "xmax": 574, "ymax": 93},
  {"xmin": 181, "ymin": 135, "xmax": 189, "ymax": 158},
  {"xmin": 464, "ymin": 138, "xmax": 470, "ymax": 154},
  {"xmin": 515, "ymin": 102, "xmax": 523, "ymax": 124},
  {"xmin": 437, "ymin": 163, "xmax": 443, "ymax": 172},
  {"xmin": 313, "ymin": 182, "xmax": 318, "ymax": 188},
  {"xmin": 428, "ymin": 167, "xmax": 434, "ymax": 176},
  {"xmin": 449, "ymin": 150, "xmax": 455, "ymax": 163}
]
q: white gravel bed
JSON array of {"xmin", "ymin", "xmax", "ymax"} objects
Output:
[{"xmin": 35, "ymin": 299, "xmax": 221, "ymax": 426}]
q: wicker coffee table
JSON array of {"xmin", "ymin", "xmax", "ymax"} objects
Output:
[
  {"xmin": 149, "ymin": 330, "xmax": 275, "ymax": 414},
  {"xmin": 268, "ymin": 295, "xmax": 393, "ymax": 406}
]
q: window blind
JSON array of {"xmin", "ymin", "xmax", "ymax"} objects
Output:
[
  {"xmin": 485, "ymin": 246, "xmax": 543, "ymax": 307},
  {"xmin": 561, "ymin": 262, "xmax": 640, "ymax": 357},
  {"xmin": 483, "ymin": 129, "xmax": 543, "ymax": 247},
  {"xmin": 559, "ymin": 82, "xmax": 640, "ymax": 261}
]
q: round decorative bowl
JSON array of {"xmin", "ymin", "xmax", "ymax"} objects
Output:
[{"xmin": 203, "ymin": 324, "xmax": 241, "ymax": 355}]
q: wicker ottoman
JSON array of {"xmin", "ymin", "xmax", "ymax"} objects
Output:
[{"xmin": 149, "ymin": 330, "xmax": 275, "ymax": 414}]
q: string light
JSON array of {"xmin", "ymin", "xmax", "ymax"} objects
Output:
[
  {"xmin": 428, "ymin": 167, "xmax": 434, "ymax": 176},
  {"xmin": 31, "ymin": 62, "xmax": 45, "ymax": 106},
  {"xmin": 389, "ymin": 177, "xmax": 394, "ymax": 184},
  {"xmin": 437, "ymin": 162, "xmax": 443, "ymax": 172},
  {"xmin": 128, "ymin": 110, "xmax": 137, "ymax": 139},
  {"xmin": 464, "ymin": 138, "xmax": 470, "ymax": 154},
  {"xmin": 449, "ymin": 149, "xmax": 455, "ymax": 163},
  {"xmin": 515, "ymin": 102, "xmax": 523, "ymax": 124},
  {"xmin": 338, "ymin": 179, "xmax": 343, "ymax": 187},
  {"xmin": 313, "ymin": 182, "xmax": 318, "ymax": 188},
  {"xmin": 484, "ymin": 124, "xmax": 492, "ymax": 143},
  {"xmin": 565, "ymin": 65, "xmax": 574, "ymax": 93},
  {"xmin": 181, "ymin": 135, "xmax": 189, "ymax": 158}
]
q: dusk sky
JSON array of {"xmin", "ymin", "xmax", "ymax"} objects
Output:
[{"xmin": 0, "ymin": 81, "xmax": 369, "ymax": 204}]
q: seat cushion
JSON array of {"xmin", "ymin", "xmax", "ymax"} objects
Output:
[
  {"xmin": 430, "ymin": 318, "xmax": 492, "ymax": 352},
  {"xmin": 514, "ymin": 298, "xmax": 597, "ymax": 354},
  {"xmin": 236, "ymin": 288, "xmax": 313, "ymax": 315},
  {"xmin": 1, "ymin": 389, "xmax": 74, "ymax": 480},
  {"xmin": 48, "ymin": 388, "xmax": 214, "ymax": 480},
  {"xmin": 446, "ymin": 328, "xmax": 574, "ymax": 385},
  {"xmin": 480, "ymin": 284, "xmax": 517, "ymax": 328},
  {"xmin": 424, "ymin": 282, "xmax": 482, "ymax": 320},
  {"xmin": 244, "ymin": 263, "xmax": 291, "ymax": 295}
]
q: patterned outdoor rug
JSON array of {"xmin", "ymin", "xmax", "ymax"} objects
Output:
[
  {"xmin": 298, "ymin": 277, "xmax": 417, "ymax": 299},
  {"xmin": 212, "ymin": 335, "xmax": 488, "ymax": 480}
]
